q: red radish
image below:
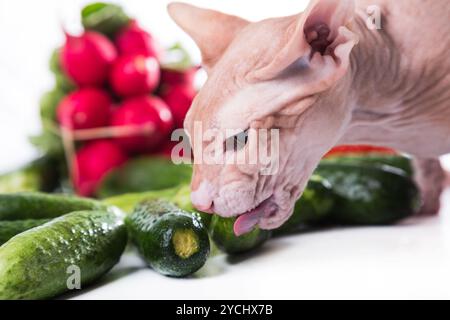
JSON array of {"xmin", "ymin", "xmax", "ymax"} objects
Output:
[
  {"xmin": 150, "ymin": 97, "xmax": 175, "ymax": 136},
  {"xmin": 160, "ymin": 66, "xmax": 198, "ymax": 91},
  {"xmin": 115, "ymin": 20, "xmax": 163, "ymax": 60},
  {"xmin": 110, "ymin": 96, "xmax": 174, "ymax": 153},
  {"xmin": 73, "ymin": 140, "xmax": 128, "ymax": 196},
  {"xmin": 110, "ymin": 54, "xmax": 160, "ymax": 97},
  {"xmin": 160, "ymin": 84, "xmax": 196, "ymax": 129},
  {"xmin": 158, "ymin": 141, "xmax": 178, "ymax": 158},
  {"xmin": 60, "ymin": 31, "xmax": 117, "ymax": 87},
  {"xmin": 57, "ymin": 88, "xmax": 112, "ymax": 130}
]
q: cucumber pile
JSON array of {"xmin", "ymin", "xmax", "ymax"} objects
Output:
[
  {"xmin": 209, "ymin": 150, "xmax": 420, "ymax": 252},
  {"xmin": 0, "ymin": 191, "xmax": 213, "ymax": 299},
  {"xmin": 314, "ymin": 163, "xmax": 419, "ymax": 225},
  {"xmin": 0, "ymin": 148, "xmax": 421, "ymax": 299},
  {"xmin": 0, "ymin": 193, "xmax": 128, "ymax": 299}
]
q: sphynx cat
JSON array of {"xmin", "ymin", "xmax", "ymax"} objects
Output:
[{"xmin": 168, "ymin": 0, "xmax": 450, "ymax": 235}]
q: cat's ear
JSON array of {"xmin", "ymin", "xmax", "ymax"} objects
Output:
[
  {"xmin": 168, "ymin": 2, "xmax": 249, "ymax": 70},
  {"xmin": 253, "ymin": 0, "xmax": 358, "ymax": 83}
]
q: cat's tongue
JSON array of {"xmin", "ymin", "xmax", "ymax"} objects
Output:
[{"xmin": 233, "ymin": 199, "xmax": 277, "ymax": 236}]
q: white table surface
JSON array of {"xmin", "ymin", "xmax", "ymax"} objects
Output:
[{"xmin": 64, "ymin": 188, "xmax": 450, "ymax": 300}]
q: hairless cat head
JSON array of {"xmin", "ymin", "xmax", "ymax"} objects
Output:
[{"xmin": 168, "ymin": 0, "xmax": 359, "ymax": 235}]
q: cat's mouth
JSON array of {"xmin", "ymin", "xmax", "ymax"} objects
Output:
[{"xmin": 233, "ymin": 197, "xmax": 278, "ymax": 236}]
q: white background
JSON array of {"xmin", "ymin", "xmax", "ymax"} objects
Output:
[{"xmin": 1, "ymin": 0, "xmax": 450, "ymax": 300}]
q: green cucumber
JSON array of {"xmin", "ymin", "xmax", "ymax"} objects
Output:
[
  {"xmin": 0, "ymin": 192, "xmax": 114, "ymax": 221},
  {"xmin": 102, "ymin": 187, "xmax": 181, "ymax": 214},
  {"xmin": 97, "ymin": 157, "xmax": 192, "ymax": 198},
  {"xmin": 321, "ymin": 154, "xmax": 413, "ymax": 177},
  {"xmin": 315, "ymin": 163, "xmax": 420, "ymax": 225},
  {"xmin": 210, "ymin": 215, "xmax": 271, "ymax": 254},
  {"xmin": 0, "ymin": 158, "xmax": 62, "ymax": 194},
  {"xmin": 171, "ymin": 185, "xmax": 212, "ymax": 228},
  {"xmin": 0, "ymin": 167, "xmax": 42, "ymax": 194},
  {"xmin": 102, "ymin": 185, "xmax": 212, "ymax": 227},
  {"xmin": 0, "ymin": 210, "xmax": 127, "ymax": 300},
  {"xmin": 0, "ymin": 219, "xmax": 50, "ymax": 245},
  {"xmin": 275, "ymin": 175, "xmax": 335, "ymax": 235},
  {"xmin": 126, "ymin": 199, "xmax": 210, "ymax": 277}
]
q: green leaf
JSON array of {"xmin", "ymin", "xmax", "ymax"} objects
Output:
[
  {"xmin": 97, "ymin": 157, "xmax": 192, "ymax": 198},
  {"xmin": 39, "ymin": 88, "xmax": 65, "ymax": 123},
  {"xmin": 36, "ymin": 88, "xmax": 66, "ymax": 159},
  {"xmin": 49, "ymin": 48, "xmax": 76, "ymax": 93},
  {"xmin": 81, "ymin": 2, "xmax": 130, "ymax": 37},
  {"xmin": 29, "ymin": 130, "xmax": 64, "ymax": 158},
  {"xmin": 82, "ymin": 2, "xmax": 109, "ymax": 18},
  {"xmin": 54, "ymin": 72, "xmax": 76, "ymax": 93},
  {"xmin": 162, "ymin": 43, "xmax": 194, "ymax": 71},
  {"xmin": 49, "ymin": 48, "xmax": 61, "ymax": 74}
]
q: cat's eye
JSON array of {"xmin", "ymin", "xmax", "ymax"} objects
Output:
[{"xmin": 224, "ymin": 129, "xmax": 249, "ymax": 152}]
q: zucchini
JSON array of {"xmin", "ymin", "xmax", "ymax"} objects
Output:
[
  {"xmin": 0, "ymin": 219, "xmax": 50, "ymax": 245},
  {"xmin": 275, "ymin": 175, "xmax": 335, "ymax": 235},
  {"xmin": 126, "ymin": 199, "xmax": 210, "ymax": 277},
  {"xmin": 210, "ymin": 215, "xmax": 271, "ymax": 254},
  {"xmin": 315, "ymin": 163, "xmax": 420, "ymax": 225},
  {"xmin": 0, "ymin": 192, "xmax": 113, "ymax": 221},
  {"xmin": 0, "ymin": 210, "xmax": 127, "ymax": 300}
]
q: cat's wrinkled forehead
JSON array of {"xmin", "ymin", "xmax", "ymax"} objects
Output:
[
  {"xmin": 184, "ymin": 19, "xmax": 296, "ymax": 133},
  {"xmin": 173, "ymin": 0, "xmax": 358, "ymax": 136},
  {"xmin": 184, "ymin": 84, "xmax": 222, "ymax": 136}
]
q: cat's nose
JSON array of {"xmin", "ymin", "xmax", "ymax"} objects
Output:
[
  {"xmin": 194, "ymin": 202, "xmax": 214, "ymax": 213},
  {"xmin": 191, "ymin": 180, "xmax": 215, "ymax": 213}
]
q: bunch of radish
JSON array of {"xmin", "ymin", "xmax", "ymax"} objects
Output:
[{"xmin": 34, "ymin": 3, "xmax": 198, "ymax": 196}]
